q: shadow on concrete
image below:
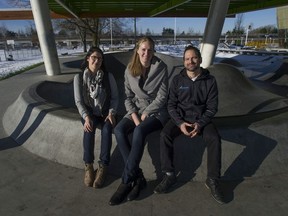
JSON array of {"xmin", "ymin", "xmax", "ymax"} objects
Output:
[
  {"xmin": 109, "ymin": 145, "xmax": 125, "ymax": 178},
  {"xmin": 0, "ymin": 137, "xmax": 20, "ymax": 151},
  {"xmin": 37, "ymin": 81, "xmax": 76, "ymax": 108},
  {"xmin": 2, "ymin": 52, "xmax": 287, "ymax": 198},
  {"xmin": 220, "ymin": 126, "xmax": 277, "ymax": 203},
  {"xmin": 7, "ymin": 101, "xmax": 69, "ymax": 149},
  {"xmin": 104, "ymin": 53, "xmax": 128, "ymax": 116},
  {"xmin": 252, "ymin": 79, "xmax": 288, "ymax": 98},
  {"xmin": 137, "ymin": 121, "xmax": 278, "ymax": 203},
  {"xmin": 62, "ymin": 59, "xmax": 83, "ymax": 69}
]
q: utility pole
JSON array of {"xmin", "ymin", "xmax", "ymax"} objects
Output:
[
  {"xmin": 174, "ymin": 17, "xmax": 177, "ymax": 44},
  {"xmin": 110, "ymin": 18, "xmax": 113, "ymax": 49},
  {"xmin": 245, "ymin": 25, "xmax": 251, "ymax": 46}
]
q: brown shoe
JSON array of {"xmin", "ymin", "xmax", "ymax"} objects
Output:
[
  {"xmin": 84, "ymin": 164, "xmax": 94, "ymax": 187},
  {"xmin": 93, "ymin": 163, "xmax": 108, "ymax": 188}
]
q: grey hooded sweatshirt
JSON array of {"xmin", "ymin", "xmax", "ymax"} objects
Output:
[{"xmin": 123, "ymin": 56, "xmax": 169, "ymax": 125}]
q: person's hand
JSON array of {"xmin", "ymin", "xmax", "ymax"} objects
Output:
[
  {"xmin": 141, "ymin": 113, "xmax": 148, "ymax": 121},
  {"xmin": 189, "ymin": 123, "xmax": 200, "ymax": 138},
  {"xmin": 180, "ymin": 122, "xmax": 194, "ymax": 136},
  {"xmin": 180, "ymin": 122, "xmax": 200, "ymax": 138},
  {"xmin": 105, "ymin": 113, "xmax": 116, "ymax": 127},
  {"xmin": 131, "ymin": 112, "xmax": 141, "ymax": 126},
  {"xmin": 84, "ymin": 116, "xmax": 93, "ymax": 132}
]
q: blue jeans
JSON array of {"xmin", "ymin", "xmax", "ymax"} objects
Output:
[
  {"xmin": 114, "ymin": 116, "xmax": 162, "ymax": 184},
  {"xmin": 81, "ymin": 116, "xmax": 113, "ymax": 166}
]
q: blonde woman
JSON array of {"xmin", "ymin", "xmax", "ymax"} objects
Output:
[{"xmin": 109, "ymin": 37, "xmax": 168, "ymax": 205}]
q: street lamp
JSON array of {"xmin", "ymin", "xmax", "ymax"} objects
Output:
[
  {"xmin": 265, "ymin": 34, "xmax": 269, "ymax": 44},
  {"xmin": 245, "ymin": 25, "xmax": 251, "ymax": 46},
  {"xmin": 110, "ymin": 18, "xmax": 113, "ymax": 49},
  {"xmin": 174, "ymin": 17, "xmax": 177, "ymax": 44}
]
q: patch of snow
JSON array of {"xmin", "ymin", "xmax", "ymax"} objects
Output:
[{"xmin": 0, "ymin": 45, "xmax": 287, "ymax": 79}]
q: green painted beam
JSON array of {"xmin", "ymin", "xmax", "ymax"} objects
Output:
[
  {"xmin": 47, "ymin": 0, "xmax": 288, "ymax": 18},
  {"xmin": 228, "ymin": 0, "xmax": 288, "ymax": 15},
  {"xmin": 149, "ymin": 0, "xmax": 191, "ymax": 17}
]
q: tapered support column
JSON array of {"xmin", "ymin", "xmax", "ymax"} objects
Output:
[
  {"xmin": 200, "ymin": 0, "xmax": 230, "ymax": 68},
  {"xmin": 30, "ymin": 0, "xmax": 60, "ymax": 76}
]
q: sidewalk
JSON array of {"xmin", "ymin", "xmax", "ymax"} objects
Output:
[{"xmin": 1, "ymin": 56, "xmax": 288, "ymax": 216}]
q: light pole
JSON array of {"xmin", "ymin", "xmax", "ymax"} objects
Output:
[
  {"xmin": 245, "ymin": 25, "xmax": 251, "ymax": 46},
  {"xmin": 225, "ymin": 34, "xmax": 228, "ymax": 44},
  {"xmin": 174, "ymin": 17, "xmax": 177, "ymax": 44},
  {"xmin": 110, "ymin": 18, "xmax": 113, "ymax": 49},
  {"xmin": 265, "ymin": 34, "xmax": 269, "ymax": 44}
]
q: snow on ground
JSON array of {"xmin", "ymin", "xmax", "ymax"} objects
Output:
[
  {"xmin": 0, "ymin": 45, "xmax": 287, "ymax": 79},
  {"xmin": 0, "ymin": 58, "xmax": 43, "ymax": 78},
  {"xmin": 0, "ymin": 47, "xmax": 84, "ymax": 79}
]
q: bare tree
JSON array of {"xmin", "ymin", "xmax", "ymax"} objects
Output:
[
  {"xmin": 234, "ymin": 14, "xmax": 245, "ymax": 35},
  {"xmin": 230, "ymin": 13, "xmax": 245, "ymax": 45},
  {"xmin": 54, "ymin": 17, "xmax": 134, "ymax": 51},
  {"xmin": 0, "ymin": 24, "xmax": 8, "ymax": 37},
  {"xmin": 7, "ymin": 0, "xmax": 30, "ymax": 7},
  {"xmin": 54, "ymin": 18, "xmax": 111, "ymax": 51},
  {"xmin": 131, "ymin": 18, "xmax": 141, "ymax": 46},
  {"xmin": 134, "ymin": 18, "xmax": 137, "ymax": 46},
  {"xmin": 7, "ymin": 0, "xmax": 136, "ymax": 49},
  {"xmin": 26, "ymin": 24, "xmax": 39, "ymax": 46},
  {"xmin": 187, "ymin": 27, "xmax": 194, "ymax": 36}
]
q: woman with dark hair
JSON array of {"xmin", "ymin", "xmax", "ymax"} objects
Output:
[
  {"xmin": 109, "ymin": 37, "xmax": 169, "ymax": 205},
  {"xmin": 74, "ymin": 47, "xmax": 118, "ymax": 188}
]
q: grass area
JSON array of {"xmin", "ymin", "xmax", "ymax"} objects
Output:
[{"xmin": 0, "ymin": 62, "xmax": 44, "ymax": 81}]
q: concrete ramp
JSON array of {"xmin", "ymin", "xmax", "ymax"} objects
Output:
[
  {"xmin": 266, "ymin": 60, "xmax": 288, "ymax": 85},
  {"xmin": 208, "ymin": 63, "xmax": 288, "ymax": 117},
  {"xmin": 3, "ymin": 52, "xmax": 288, "ymax": 182}
]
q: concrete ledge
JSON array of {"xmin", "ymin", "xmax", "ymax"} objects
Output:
[{"xmin": 3, "ymin": 52, "xmax": 288, "ymax": 182}]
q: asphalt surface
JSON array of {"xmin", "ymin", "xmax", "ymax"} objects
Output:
[{"xmin": 1, "ymin": 55, "xmax": 288, "ymax": 216}]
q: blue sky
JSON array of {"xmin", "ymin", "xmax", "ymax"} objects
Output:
[
  {"xmin": 0, "ymin": 0, "xmax": 278, "ymax": 34},
  {"xmin": 137, "ymin": 8, "xmax": 277, "ymax": 34}
]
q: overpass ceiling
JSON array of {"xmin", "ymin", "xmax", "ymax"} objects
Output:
[
  {"xmin": 0, "ymin": 0, "xmax": 288, "ymax": 20},
  {"xmin": 46, "ymin": 0, "xmax": 288, "ymax": 18}
]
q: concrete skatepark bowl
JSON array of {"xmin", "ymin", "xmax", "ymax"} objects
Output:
[{"xmin": 3, "ymin": 52, "xmax": 288, "ymax": 182}]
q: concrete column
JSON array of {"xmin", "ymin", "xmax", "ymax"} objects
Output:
[
  {"xmin": 200, "ymin": 0, "xmax": 230, "ymax": 68},
  {"xmin": 30, "ymin": 0, "xmax": 60, "ymax": 76}
]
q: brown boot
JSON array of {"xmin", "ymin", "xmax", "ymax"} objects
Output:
[
  {"xmin": 93, "ymin": 163, "xmax": 108, "ymax": 188},
  {"xmin": 84, "ymin": 164, "xmax": 94, "ymax": 187}
]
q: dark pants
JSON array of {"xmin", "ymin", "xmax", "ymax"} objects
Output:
[
  {"xmin": 160, "ymin": 119, "xmax": 222, "ymax": 179},
  {"xmin": 81, "ymin": 116, "xmax": 113, "ymax": 166},
  {"xmin": 114, "ymin": 117, "xmax": 162, "ymax": 184}
]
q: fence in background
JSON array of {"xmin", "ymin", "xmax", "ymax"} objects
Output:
[{"xmin": 0, "ymin": 48, "xmax": 42, "ymax": 61}]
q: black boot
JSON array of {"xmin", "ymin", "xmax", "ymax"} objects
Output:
[
  {"xmin": 127, "ymin": 174, "xmax": 147, "ymax": 201},
  {"xmin": 205, "ymin": 178, "xmax": 225, "ymax": 204},
  {"xmin": 109, "ymin": 183, "xmax": 132, "ymax": 206},
  {"xmin": 154, "ymin": 173, "xmax": 176, "ymax": 194}
]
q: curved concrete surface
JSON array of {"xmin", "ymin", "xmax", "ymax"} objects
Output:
[
  {"xmin": 208, "ymin": 63, "xmax": 288, "ymax": 117},
  {"xmin": 245, "ymin": 59, "xmax": 284, "ymax": 81},
  {"xmin": 219, "ymin": 58, "xmax": 242, "ymax": 67},
  {"xmin": 3, "ymin": 51, "xmax": 288, "ymax": 182},
  {"xmin": 266, "ymin": 60, "xmax": 288, "ymax": 84}
]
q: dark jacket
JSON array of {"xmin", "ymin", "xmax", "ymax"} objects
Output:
[{"xmin": 167, "ymin": 68, "xmax": 218, "ymax": 130}]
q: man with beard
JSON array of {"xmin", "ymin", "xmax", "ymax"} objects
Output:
[{"xmin": 153, "ymin": 46, "xmax": 225, "ymax": 204}]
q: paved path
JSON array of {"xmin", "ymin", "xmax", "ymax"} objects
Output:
[{"xmin": 1, "ymin": 56, "xmax": 288, "ymax": 216}]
